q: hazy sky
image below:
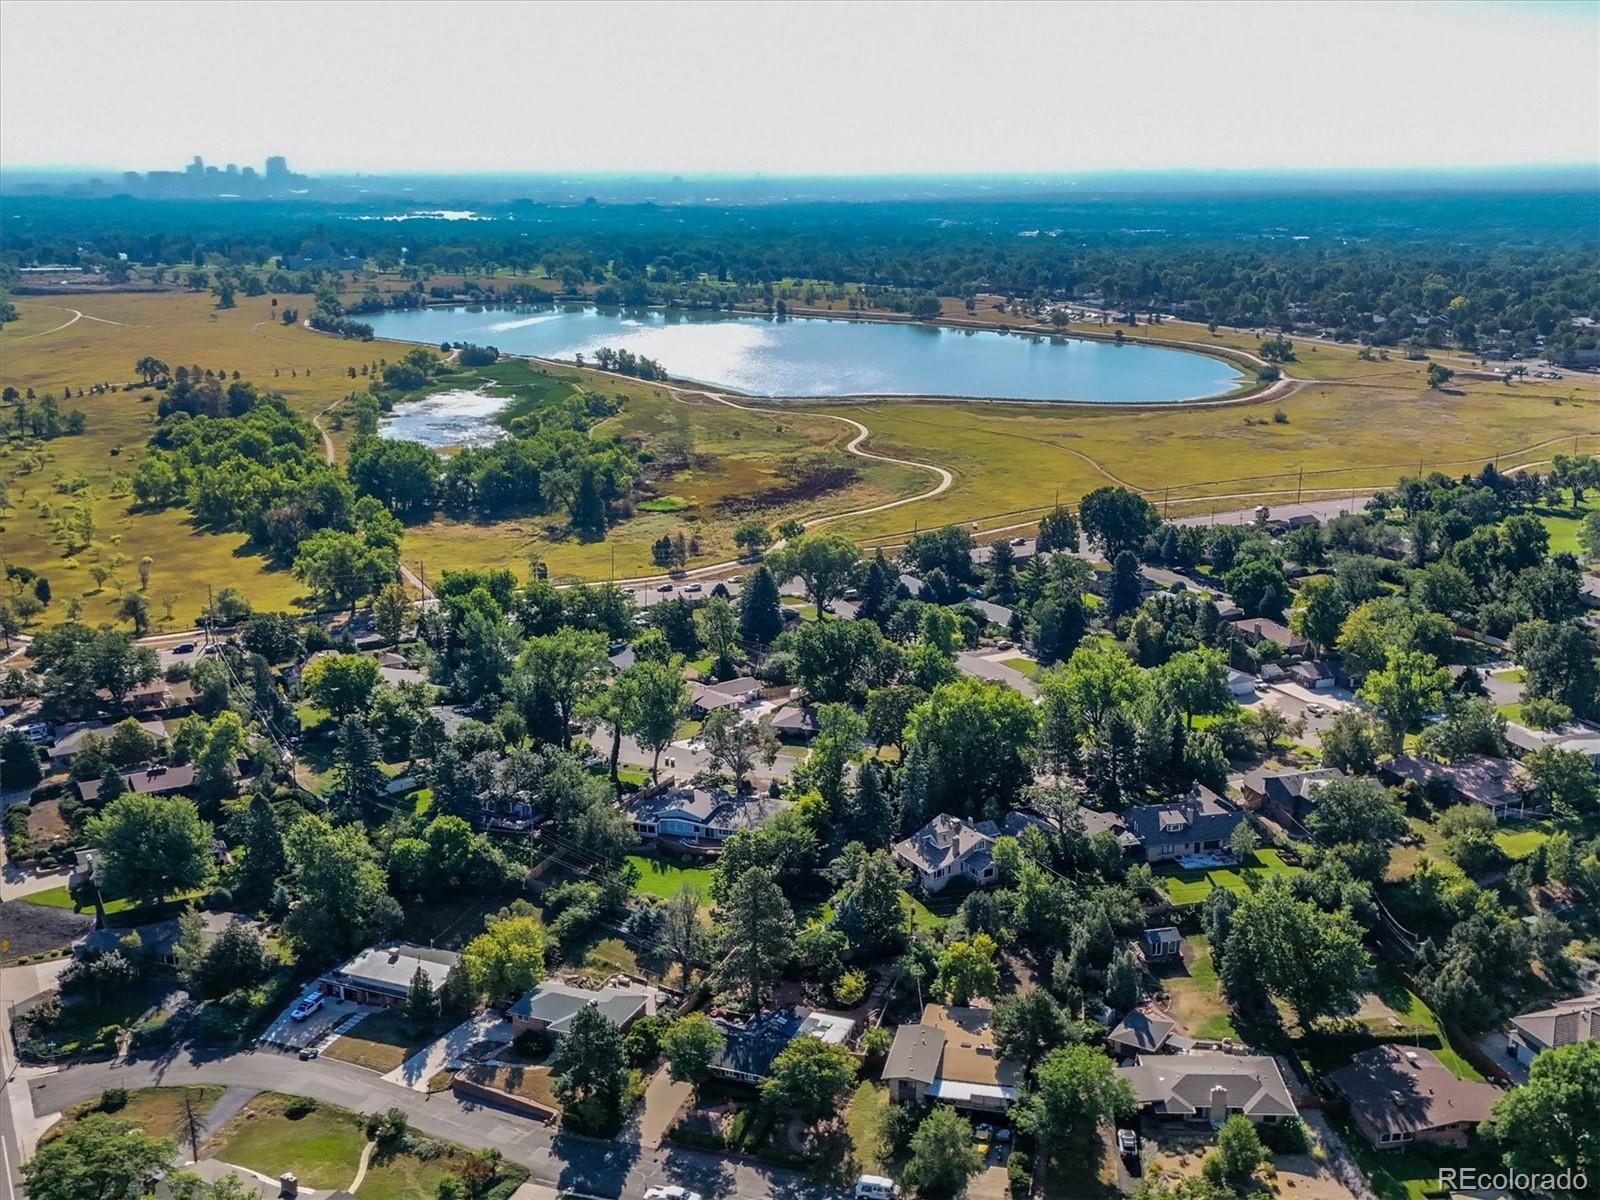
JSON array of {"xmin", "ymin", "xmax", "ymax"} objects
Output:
[{"xmin": 2, "ymin": 0, "xmax": 1597, "ymax": 175}]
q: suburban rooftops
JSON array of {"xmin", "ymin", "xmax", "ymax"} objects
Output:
[
  {"xmin": 1118, "ymin": 1051, "xmax": 1297, "ymax": 1119},
  {"xmin": 1327, "ymin": 1045, "xmax": 1499, "ymax": 1138}
]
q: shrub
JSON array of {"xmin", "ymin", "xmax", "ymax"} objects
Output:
[
  {"xmin": 284, "ymin": 1096, "xmax": 318, "ymax": 1119},
  {"xmin": 99, "ymin": 1087, "xmax": 129, "ymax": 1112},
  {"xmin": 365, "ymin": 1106, "xmax": 411, "ymax": 1146},
  {"xmin": 1260, "ymin": 1116, "xmax": 1311, "ymax": 1155},
  {"xmin": 512, "ymin": 1029, "xmax": 552, "ymax": 1059}
]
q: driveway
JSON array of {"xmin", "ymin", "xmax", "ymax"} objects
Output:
[
  {"xmin": 258, "ymin": 994, "xmax": 375, "ymax": 1051},
  {"xmin": 384, "ymin": 1011, "xmax": 509, "ymax": 1092},
  {"xmin": 957, "ymin": 651, "xmax": 1039, "ymax": 698}
]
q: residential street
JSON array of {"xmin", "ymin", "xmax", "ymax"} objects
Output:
[{"xmin": 25, "ymin": 1047, "xmax": 832, "ymax": 1200}]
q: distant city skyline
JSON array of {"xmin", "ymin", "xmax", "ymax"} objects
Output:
[{"xmin": 2, "ymin": 0, "xmax": 1597, "ymax": 175}]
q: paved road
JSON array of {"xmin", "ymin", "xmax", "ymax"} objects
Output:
[{"xmin": 27, "ymin": 1047, "xmax": 830, "ymax": 1200}]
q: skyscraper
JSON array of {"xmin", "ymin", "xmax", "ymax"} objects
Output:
[{"xmin": 264, "ymin": 155, "xmax": 289, "ymax": 179}]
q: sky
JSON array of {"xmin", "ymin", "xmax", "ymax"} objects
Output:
[{"xmin": 1, "ymin": 0, "xmax": 1597, "ymax": 176}]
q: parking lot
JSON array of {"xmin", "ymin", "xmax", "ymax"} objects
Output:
[{"xmin": 258, "ymin": 992, "xmax": 375, "ymax": 1051}]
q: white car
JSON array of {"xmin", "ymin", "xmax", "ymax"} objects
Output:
[
  {"xmin": 684, "ymin": 582, "xmax": 703, "ymax": 593},
  {"xmin": 643, "ymin": 1188, "xmax": 703, "ymax": 1200},
  {"xmin": 289, "ymin": 993, "xmax": 325, "ymax": 1021},
  {"xmin": 1306, "ymin": 701, "xmax": 1327, "ymax": 717}
]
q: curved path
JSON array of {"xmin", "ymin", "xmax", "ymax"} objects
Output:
[{"xmin": 9, "ymin": 305, "xmax": 126, "ymax": 341}]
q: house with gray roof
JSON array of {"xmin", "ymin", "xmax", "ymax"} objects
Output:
[
  {"xmin": 76, "ymin": 763, "xmax": 198, "ymax": 803},
  {"xmin": 319, "ymin": 943, "xmax": 459, "ymax": 1008},
  {"xmin": 882, "ymin": 1003, "xmax": 1023, "ymax": 1113},
  {"xmin": 1118, "ymin": 786, "xmax": 1244, "ymax": 863},
  {"xmin": 628, "ymin": 787, "xmax": 792, "ymax": 845},
  {"xmin": 893, "ymin": 811, "xmax": 1055, "ymax": 893},
  {"xmin": 1117, "ymin": 1051, "xmax": 1297, "ymax": 1125},
  {"xmin": 1106, "ymin": 1008, "xmax": 1192, "ymax": 1058},
  {"xmin": 706, "ymin": 1007, "xmax": 851, "ymax": 1084},
  {"xmin": 508, "ymin": 981, "xmax": 656, "ymax": 1039},
  {"xmin": 1506, "ymin": 994, "xmax": 1600, "ymax": 1067},
  {"xmin": 47, "ymin": 719, "xmax": 167, "ymax": 763},
  {"xmin": 771, "ymin": 704, "xmax": 820, "ymax": 741},
  {"xmin": 1329, "ymin": 1045, "xmax": 1499, "ymax": 1150},
  {"xmin": 1239, "ymin": 767, "xmax": 1346, "ymax": 824}
]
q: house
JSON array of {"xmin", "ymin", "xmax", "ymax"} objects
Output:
[
  {"xmin": 1228, "ymin": 617, "xmax": 1307, "ymax": 654},
  {"xmin": 895, "ymin": 815, "xmax": 997, "ymax": 893},
  {"xmin": 1259, "ymin": 662, "xmax": 1289, "ymax": 684},
  {"xmin": 882, "ymin": 1003, "xmax": 1024, "ymax": 1113},
  {"xmin": 1380, "ymin": 754, "xmax": 1529, "ymax": 820},
  {"xmin": 1106, "ymin": 1008, "xmax": 1192, "ymax": 1059},
  {"xmin": 93, "ymin": 682, "xmax": 172, "ymax": 712},
  {"xmin": 963, "ymin": 599, "xmax": 1015, "ymax": 628},
  {"xmin": 1227, "ymin": 669, "xmax": 1257, "ymax": 701},
  {"xmin": 76, "ymin": 763, "xmax": 198, "ymax": 803},
  {"xmin": 1117, "ymin": 1052, "xmax": 1298, "ymax": 1125},
  {"xmin": 1328, "ymin": 1045, "xmax": 1500, "ymax": 1150},
  {"xmin": 1141, "ymin": 926, "xmax": 1182, "ymax": 961},
  {"xmin": 688, "ymin": 676, "xmax": 760, "ymax": 716},
  {"xmin": 708, "ymin": 1007, "xmax": 853, "ymax": 1084},
  {"xmin": 1505, "ymin": 995, "xmax": 1600, "ymax": 1066},
  {"xmin": 46, "ymin": 720, "xmax": 167, "ymax": 763},
  {"xmin": 319, "ymin": 943, "xmax": 459, "ymax": 1007},
  {"xmin": 1504, "ymin": 723, "xmax": 1600, "ymax": 773},
  {"xmin": 1288, "ymin": 660, "xmax": 1336, "ymax": 690},
  {"xmin": 628, "ymin": 788, "xmax": 792, "ymax": 845},
  {"xmin": 76, "ymin": 910, "xmax": 259, "ymax": 969},
  {"xmin": 893, "ymin": 812, "xmax": 1056, "ymax": 893},
  {"xmin": 770, "ymin": 704, "xmax": 820, "ymax": 742},
  {"xmin": 508, "ymin": 981, "xmax": 656, "ymax": 1039},
  {"xmin": 1118, "ymin": 786, "xmax": 1244, "ymax": 863},
  {"xmin": 1239, "ymin": 767, "xmax": 1346, "ymax": 825}
]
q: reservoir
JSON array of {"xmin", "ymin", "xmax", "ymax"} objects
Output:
[{"xmin": 362, "ymin": 304, "xmax": 1245, "ymax": 405}]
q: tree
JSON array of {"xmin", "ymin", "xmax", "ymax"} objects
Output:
[
  {"xmin": 1109, "ymin": 549, "xmax": 1143, "ymax": 617},
  {"xmin": 846, "ymin": 760, "xmax": 894, "ymax": 848},
  {"xmin": 22, "ymin": 1111, "xmax": 176, "ymax": 1200},
  {"xmin": 1522, "ymin": 745, "xmax": 1598, "ymax": 819},
  {"xmin": 518, "ymin": 628, "xmax": 608, "ymax": 750},
  {"xmin": 657, "ymin": 885, "xmax": 708, "ymax": 982},
  {"xmin": 795, "ymin": 702, "xmax": 865, "ymax": 815},
  {"xmin": 1213, "ymin": 1114, "xmax": 1265, "ymax": 1189},
  {"xmin": 733, "ymin": 520, "xmax": 772, "ymax": 555},
  {"xmin": 1513, "ymin": 620, "xmax": 1598, "ymax": 718},
  {"xmin": 1486, "ymin": 1040, "xmax": 1599, "ymax": 1182},
  {"xmin": 1225, "ymin": 558, "xmax": 1292, "ymax": 618},
  {"xmin": 1078, "ymin": 487, "xmax": 1160, "ymax": 560},
  {"xmin": 86, "ymin": 793, "xmax": 215, "ymax": 907},
  {"xmin": 937, "ymin": 933, "xmax": 1000, "ymax": 1005},
  {"xmin": 405, "ymin": 965, "xmax": 440, "ymax": 1025},
  {"xmin": 761, "ymin": 1035, "xmax": 858, "ymax": 1124},
  {"xmin": 302, "ymin": 652, "xmax": 381, "ymax": 720},
  {"xmin": 373, "ymin": 583, "xmax": 412, "ymax": 645},
  {"xmin": 993, "ymin": 988, "xmax": 1074, "ymax": 1066},
  {"xmin": 233, "ymin": 789, "xmax": 285, "ymax": 900},
  {"xmin": 1036, "ymin": 505, "xmax": 1080, "ymax": 553},
  {"xmin": 553, "ymin": 1002, "xmax": 629, "ymax": 1135},
  {"xmin": 1319, "ymin": 709, "xmax": 1388, "ymax": 775},
  {"xmin": 1426, "ymin": 362, "xmax": 1454, "ymax": 389},
  {"xmin": 293, "ymin": 527, "xmax": 398, "ymax": 614},
  {"xmin": 835, "ymin": 848, "xmax": 907, "ymax": 952},
  {"xmin": 1291, "ymin": 576, "xmax": 1350, "ymax": 654},
  {"xmin": 865, "ymin": 685, "xmax": 924, "ymax": 758},
  {"xmin": 696, "ymin": 595, "xmax": 741, "ymax": 677},
  {"xmin": 615, "ymin": 658, "xmax": 687, "ymax": 782},
  {"xmin": 717, "ymin": 867, "xmax": 794, "ymax": 1008},
  {"xmin": 461, "ymin": 913, "xmax": 547, "ymax": 1001},
  {"xmin": 695, "ymin": 707, "xmax": 778, "ymax": 790},
  {"xmin": 329, "ymin": 716, "xmax": 385, "ymax": 819},
  {"xmin": 187, "ymin": 919, "xmax": 274, "ymax": 1000},
  {"xmin": 0, "ymin": 727, "xmax": 42, "ymax": 789},
  {"xmin": 1156, "ymin": 647, "xmax": 1235, "ymax": 728},
  {"xmin": 663, "ymin": 1012, "xmax": 725, "ymax": 1089},
  {"xmin": 282, "ymin": 816, "xmax": 401, "ymax": 960},
  {"xmin": 787, "ymin": 617, "xmax": 887, "ymax": 703},
  {"xmin": 1016, "ymin": 1044, "xmax": 1135, "ymax": 1158},
  {"xmin": 1218, "ymin": 878, "xmax": 1370, "ymax": 1027},
  {"xmin": 135, "ymin": 355, "xmax": 170, "ymax": 385},
  {"xmin": 769, "ymin": 532, "xmax": 859, "ymax": 616},
  {"xmin": 1360, "ymin": 649, "xmax": 1451, "ymax": 745},
  {"xmin": 737, "ymin": 564, "xmax": 784, "ymax": 646},
  {"xmin": 903, "ymin": 1105, "xmax": 984, "ymax": 1199},
  {"xmin": 905, "ymin": 678, "xmax": 1038, "ymax": 818},
  {"xmin": 1305, "ymin": 778, "xmax": 1407, "ymax": 850},
  {"xmin": 1107, "ymin": 948, "xmax": 1141, "ymax": 1012}
]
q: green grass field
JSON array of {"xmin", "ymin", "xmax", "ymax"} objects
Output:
[
  {"xmin": 1157, "ymin": 848, "xmax": 1303, "ymax": 905},
  {"xmin": 204, "ymin": 1093, "xmax": 367, "ymax": 1191},
  {"xmin": 1160, "ymin": 935, "xmax": 1238, "ymax": 1041},
  {"xmin": 321, "ymin": 1009, "xmax": 447, "ymax": 1073},
  {"xmin": 55, "ymin": 1085, "xmax": 226, "ymax": 1144},
  {"xmin": 626, "ymin": 853, "xmax": 715, "ymax": 900}
]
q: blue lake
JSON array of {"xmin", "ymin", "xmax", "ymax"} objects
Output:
[{"xmin": 361, "ymin": 304, "xmax": 1244, "ymax": 404}]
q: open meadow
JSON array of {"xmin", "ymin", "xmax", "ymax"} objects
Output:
[{"xmin": 4, "ymin": 288, "xmax": 1596, "ymax": 629}]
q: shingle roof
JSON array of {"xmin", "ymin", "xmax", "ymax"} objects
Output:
[
  {"xmin": 1118, "ymin": 1052, "xmax": 1297, "ymax": 1119},
  {"xmin": 1328, "ymin": 1045, "xmax": 1499, "ymax": 1137},
  {"xmin": 1239, "ymin": 767, "xmax": 1345, "ymax": 811},
  {"xmin": 77, "ymin": 763, "xmax": 198, "ymax": 802},
  {"xmin": 1107, "ymin": 1010, "xmax": 1179, "ymax": 1053},
  {"xmin": 1510, "ymin": 995, "xmax": 1600, "ymax": 1051},
  {"xmin": 893, "ymin": 814, "xmax": 994, "ymax": 875},
  {"xmin": 507, "ymin": 982, "xmax": 652, "ymax": 1034},
  {"xmin": 883, "ymin": 1024, "xmax": 945, "ymax": 1086},
  {"xmin": 1120, "ymin": 786, "xmax": 1242, "ymax": 852}
]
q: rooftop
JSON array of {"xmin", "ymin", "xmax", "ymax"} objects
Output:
[
  {"xmin": 1118, "ymin": 1051, "xmax": 1297, "ymax": 1120},
  {"xmin": 508, "ymin": 981, "xmax": 654, "ymax": 1034},
  {"xmin": 326, "ymin": 943, "xmax": 459, "ymax": 996},
  {"xmin": 1328, "ymin": 1045, "xmax": 1499, "ymax": 1137}
]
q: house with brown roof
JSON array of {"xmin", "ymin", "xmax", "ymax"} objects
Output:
[
  {"xmin": 1117, "ymin": 1051, "xmax": 1297, "ymax": 1125},
  {"xmin": 1379, "ymin": 754, "xmax": 1529, "ymax": 820},
  {"xmin": 882, "ymin": 1003, "xmax": 1024, "ymax": 1114},
  {"xmin": 76, "ymin": 763, "xmax": 198, "ymax": 803},
  {"xmin": 1506, "ymin": 994, "xmax": 1600, "ymax": 1068},
  {"xmin": 1228, "ymin": 617, "xmax": 1307, "ymax": 654},
  {"xmin": 1328, "ymin": 1045, "xmax": 1500, "ymax": 1150}
]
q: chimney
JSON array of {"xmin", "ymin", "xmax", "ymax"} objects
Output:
[
  {"xmin": 1552, "ymin": 1011, "xmax": 1579, "ymax": 1047},
  {"xmin": 1209, "ymin": 1085, "xmax": 1229, "ymax": 1124}
]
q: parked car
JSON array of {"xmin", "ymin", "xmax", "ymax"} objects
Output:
[
  {"xmin": 1010, "ymin": 536, "xmax": 1028, "ymax": 546},
  {"xmin": 843, "ymin": 587, "xmax": 860, "ymax": 600},
  {"xmin": 974, "ymin": 1123, "xmax": 993, "ymax": 1142},
  {"xmin": 1117, "ymin": 1128, "xmax": 1140, "ymax": 1159},
  {"xmin": 298, "ymin": 1046, "xmax": 320, "ymax": 1061},
  {"xmin": 18, "ymin": 722, "xmax": 51, "ymax": 745},
  {"xmin": 854, "ymin": 1177, "xmax": 900, "ymax": 1200},
  {"xmin": 289, "ymin": 993, "xmax": 325, "ymax": 1021},
  {"xmin": 656, "ymin": 583, "xmax": 674, "ymax": 593},
  {"xmin": 644, "ymin": 1189, "xmax": 703, "ymax": 1200},
  {"xmin": 1306, "ymin": 701, "xmax": 1327, "ymax": 717},
  {"xmin": 684, "ymin": 582, "xmax": 703, "ymax": 593},
  {"xmin": 171, "ymin": 642, "xmax": 197, "ymax": 655}
]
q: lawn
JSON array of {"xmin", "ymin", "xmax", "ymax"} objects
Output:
[
  {"xmin": 1157, "ymin": 849, "xmax": 1302, "ymax": 905},
  {"xmin": 1494, "ymin": 819, "xmax": 1554, "ymax": 860},
  {"xmin": 626, "ymin": 853, "xmax": 715, "ymax": 900},
  {"xmin": 321, "ymin": 1009, "xmax": 449, "ymax": 1074},
  {"xmin": 21, "ymin": 885, "xmax": 136, "ymax": 915},
  {"xmin": 58, "ymin": 1085, "xmax": 225, "ymax": 1145},
  {"xmin": 902, "ymin": 890, "xmax": 957, "ymax": 932},
  {"xmin": 1159, "ymin": 935, "xmax": 1239, "ymax": 1041},
  {"xmin": 204, "ymin": 1092, "xmax": 368, "ymax": 1192},
  {"xmin": 359, "ymin": 1145, "xmax": 526, "ymax": 1200},
  {"xmin": 998, "ymin": 656, "xmax": 1040, "ymax": 680},
  {"xmin": 843, "ymin": 1081, "xmax": 889, "ymax": 1174}
]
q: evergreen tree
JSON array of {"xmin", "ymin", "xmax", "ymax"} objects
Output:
[
  {"xmin": 847, "ymin": 760, "xmax": 894, "ymax": 847},
  {"xmin": 737, "ymin": 564, "xmax": 784, "ymax": 647},
  {"xmin": 717, "ymin": 868, "xmax": 795, "ymax": 1009},
  {"xmin": 234, "ymin": 789, "xmax": 285, "ymax": 901},
  {"xmin": 405, "ymin": 965, "xmax": 439, "ymax": 1024},
  {"xmin": 553, "ymin": 1003, "xmax": 629, "ymax": 1135},
  {"xmin": 330, "ymin": 716, "xmax": 385, "ymax": 821}
]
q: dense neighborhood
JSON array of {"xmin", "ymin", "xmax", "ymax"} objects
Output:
[{"xmin": 2, "ymin": 463, "xmax": 1599, "ymax": 1200}]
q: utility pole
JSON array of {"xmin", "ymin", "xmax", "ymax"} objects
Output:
[{"xmin": 1297, "ymin": 465, "xmax": 1303, "ymax": 504}]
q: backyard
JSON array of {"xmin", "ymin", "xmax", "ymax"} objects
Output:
[
  {"xmin": 626, "ymin": 853, "xmax": 715, "ymax": 900},
  {"xmin": 1157, "ymin": 848, "xmax": 1303, "ymax": 905}
]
